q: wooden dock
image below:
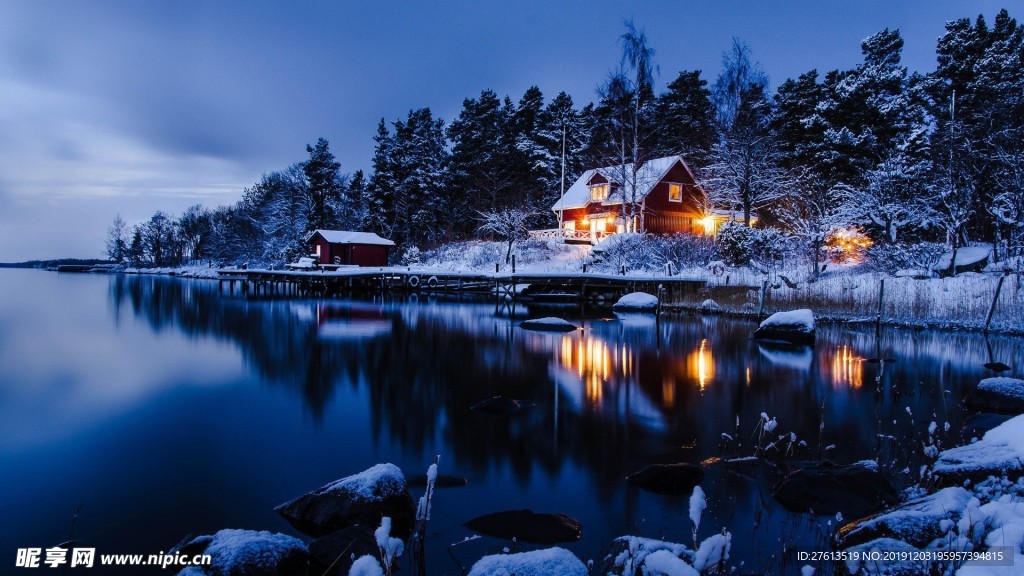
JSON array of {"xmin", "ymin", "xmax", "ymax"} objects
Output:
[{"xmin": 215, "ymin": 267, "xmax": 706, "ymax": 305}]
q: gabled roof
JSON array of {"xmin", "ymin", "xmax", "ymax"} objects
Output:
[
  {"xmin": 306, "ymin": 230, "xmax": 396, "ymax": 246},
  {"xmin": 551, "ymin": 155, "xmax": 696, "ymax": 212}
]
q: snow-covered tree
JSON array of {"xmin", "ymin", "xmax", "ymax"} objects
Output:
[
  {"xmin": 477, "ymin": 207, "xmax": 535, "ymax": 264},
  {"xmin": 303, "ymin": 138, "xmax": 343, "ymax": 231},
  {"xmin": 842, "ymin": 142, "xmax": 935, "ymax": 243},
  {"xmin": 654, "ymin": 70, "xmax": 717, "ymax": 164}
]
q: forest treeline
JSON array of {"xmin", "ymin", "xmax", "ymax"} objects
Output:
[{"xmin": 106, "ymin": 10, "xmax": 1023, "ymax": 270}]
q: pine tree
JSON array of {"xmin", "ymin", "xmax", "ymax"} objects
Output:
[
  {"xmin": 367, "ymin": 119, "xmax": 397, "ymax": 238},
  {"xmin": 654, "ymin": 70, "xmax": 716, "ymax": 164},
  {"xmin": 303, "ymin": 137, "xmax": 342, "ymax": 231}
]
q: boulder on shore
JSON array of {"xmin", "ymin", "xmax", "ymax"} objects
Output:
[
  {"xmin": 964, "ymin": 377, "xmax": 1024, "ymax": 414},
  {"xmin": 612, "ymin": 292, "xmax": 659, "ymax": 312},
  {"xmin": 275, "ymin": 463, "xmax": 415, "ymax": 539},
  {"xmin": 752, "ymin": 309, "xmax": 815, "ymax": 345},
  {"xmin": 772, "ymin": 461, "xmax": 898, "ymax": 518},
  {"xmin": 465, "ymin": 509, "xmax": 582, "ymax": 544},
  {"xmin": 625, "ymin": 463, "xmax": 705, "ymax": 495},
  {"xmin": 173, "ymin": 529, "xmax": 308, "ymax": 576},
  {"xmin": 933, "ymin": 414, "xmax": 1024, "ymax": 487},
  {"xmin": 833, "ymin": 487, "xmax": 974, "ymax": 549}
]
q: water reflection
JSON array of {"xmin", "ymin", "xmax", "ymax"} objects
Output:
[{"xmin": 96, "ymin": 274, "xmax": 1024, "ymax": 573}]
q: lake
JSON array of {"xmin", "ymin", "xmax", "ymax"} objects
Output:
[{"xmin": 1, "ymin": 269, "xmax": 1020, "ymax": 574}]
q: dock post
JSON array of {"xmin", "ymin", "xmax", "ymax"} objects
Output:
[
  {"xmin": 875, "ymin": 278, "xmax": 886, "ymax": 332},
  {"xmin": 512, "ymin": 255, "xmax": 516, "ymax": 274},
  {"xmin": 756, "ymin": 279, "xmax": 768, "ymax": 321}
]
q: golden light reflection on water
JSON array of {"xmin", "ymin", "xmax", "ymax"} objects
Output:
[
  {"xmin": 687, "ymin": 338, "xmax": 714, "ymax": 391},
  {"xmin": 559, "ymin": 335, "xmax": 615, "ymax": 406},
  {"xmin": 831, "ymin": 345, "xmax": 864, "ymax": 388}
]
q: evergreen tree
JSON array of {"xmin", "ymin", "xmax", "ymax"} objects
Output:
[
  {"xmin": 654, "ymin": 70, "xmax": 716, "ymax": 164},
  {"xmin": 367, "ymin": 119, "xmax": 397, "ymax": 238},
  {"xmin": 302, "ymin": 137, "xmax": 342, "ymax": 231}
]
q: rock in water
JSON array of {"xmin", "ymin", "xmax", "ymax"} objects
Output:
[
  {"xmin": 833, "ymin": 487, "xmax": 974, "ymax": 549},
  {"xmin": 612, "ymin": 292, "xmax": 659, "ymax": 312},
  {"xmin": 275, "ymin": 463, "xmax": 415, "ymax": 539},
  {"xmin": 465, "ymin": 510, "xmax": 582, "ymax": 544},
  {"xmin": 173, "ymin": 529, "xmax": 308, "ymax": 576},
  {"xmin": 520, "ymin": 317, "xmax": 579, "ymax": 332},
  {"xmin": 468, "ymin": 547, "xmax": 587, "ymax": 576},
  {"xmin": 983, "ymin": 361, "xmax": 1011, "ymax": 373},
  {"xmin": 626, "ymin": 463, "xmax": 705, "ymax": 495},
  {"xmin": 753, "ymin": 309, "xmax": 815, "ymax": 345},
  {"xmin": 772, "ymin": 461, "xmax": 898, "ymax": 518},
  {"xmin": 470, "ymin": 396, "xmax": 530, "ymax": 415},
  {"xmin": 965, "ymin": 377, "xmax": 1024, "ymax": 414},
  {"xmin": 307, "ymin": 525, "xmax": 378, "ymax": 576}
]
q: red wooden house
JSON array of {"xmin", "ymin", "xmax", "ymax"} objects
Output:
[
  {"xmin": 539, "ymin": 155, "xmax": 740, "ymax": 244},
  {"xmin": 306, "ymin": 230, "xmax": 395, "ymax": 267}
]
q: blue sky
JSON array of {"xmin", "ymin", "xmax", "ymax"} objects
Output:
[{"xmin": 0, "ymin": 1, "xmax": 1012, "ymax": 260}]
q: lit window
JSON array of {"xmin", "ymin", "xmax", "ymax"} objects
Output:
[
  {"xmin": 315, "ymin": 244, "xmax": 321, "ymax": 256},
  {"xmin": 668, "ymin": 183, "xmax": 682, "ymax": 202},
  {"xmin": 589, "ymin": 184, "xmax": 609, "ymax": 202},
  {"xmin": 563, "ymin": 220, "xmax": 575, "ymax": 231}
]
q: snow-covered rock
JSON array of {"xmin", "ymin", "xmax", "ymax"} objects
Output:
[
  {"xmin": 173, "ymin": 529, "xmax": 308, "ymax": 576},
  {"xmin": 753, "ymin": 309, "xmax": 815, "ymax": 345},
  {"xmin": 833, "ymin": 487, "xmax": 974, "ymax": 549},
  {"xmin": 464, "ymin": 509, "xmax": 581, "ymax": 544},
  {"xmin": 642, "ymin": 549, "xmax": 699, "ymax": 576},
  {"xmin": 699, "ymin": 298, "xmax": 720, "ymax": 310},
  {"xmin": 935, "ymin": 246, "xmax": 991, "ymax": 275},
  {"xmin": 519, "ymin": 316, "xmax": 579, "ymax": 332},
  {"xmin": 966, "ymin": 377, "xmax": 1024, "ymax": 414},
  {"xmin": 933, "ymin": 414, "xmax": 1024, "ymax": 486},
  {"xmin": 597, "ymin": 536, "xmax": 693, "ymax": 576},
  {"xmin": 612, "ymin": 291, "xmax": 659, "ymax": 312},
  {"xmin": 275, "ymin": 463, "xmax": 415, "ymax": 538},
  {"xmin": 467, "ymin": 547, "xmax": 587, "ymax": 576}
]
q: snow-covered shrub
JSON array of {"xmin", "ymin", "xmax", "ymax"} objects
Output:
[
  {"xmin": 590, "ymin": 233, "xmax": 662, "ymax": 272},
  {"xmin": 715, "ymin": 222, "xmax": 757, "ymax": 266},
  {"xmin": 750, "ymin": 227, "xmax": 788, "ymax": 272},
  {"xmin": 866, "ymin": 241, "xmax": 945, "ymax": 274},
  {"xmin": 654, "ymin": 233, "xmax": 718, "ymax": 270},
  {"xmin": 401, "ymin": 246, "xmax": 422, "ymax": 266}
]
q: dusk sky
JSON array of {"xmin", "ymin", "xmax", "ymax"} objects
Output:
[{"xmin": 0, "ymin": 1, "xmax": 1012, "ymax": 261}]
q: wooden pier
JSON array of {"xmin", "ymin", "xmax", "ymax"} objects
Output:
[{"xmin": 215, "ymin": 268, "xmax": 706, "ymax": 305}]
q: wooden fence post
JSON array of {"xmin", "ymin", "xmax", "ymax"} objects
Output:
[
  {"xmin": 984, "ymin": 274, "xmax": 1006, "ymax": 333},
  {"xmin": 757, "ymin": 279, "xmax": 768, "ymax": 321},
  {"xmin": 875, "ymin": 278, "xmax": 885, "ymax": 330}
]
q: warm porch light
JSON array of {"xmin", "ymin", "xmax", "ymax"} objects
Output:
[
  {"xmin": 826, "ymin": 227, "xmax": 872, "ymax": 264},
  {"xmin": 699, "ymin": 216, "xmax": 717, "ymax": 234}
]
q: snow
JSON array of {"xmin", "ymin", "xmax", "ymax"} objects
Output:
[
  {"xmin": 306, "ymin": 229, "xmax": 395, "ymax": 246},
  {"xmin": 641, "ymin": 550, "xmax": 699, "ymax": 576},
  {"xmin": 759, "ymin": 309, "xmax": 815, "ymax": 332},
  {"xmin": 374, "ymin": 517, "xmax": 403, "ymax": 571},
  {"xmin": 801, "ymin": 566, "xmax": 815, "ymax": 576},
  {"xmin": 692, "ymin": 532, "xmax": 731, "ymax": 571},
  {"xmin": 349, "ymin": 555, "xmax": 384, "ymax": 576},
  {"xmin": 551, "ymin": 155, "xmax": 687, "ymax": 211},
  {"xmin": 592, "ymin": 232, "xmax": 643, "ymax": 253},
  {"xmin": 322, "ymin": 463, "xmax": 407, "ymax": 500},
  {"xmin": 977, "ymin": 377, "xmax": 1024, "ymax": 402},
  {"xmin": 467, "ymin": 547, "xmax": 587, "ymax": 576},
  {"xmin": 934, "ymin": 415, "xmax": 1024, "ymax": 478},
  {"xmin": 689, "ymin": 486, "xmax": 706, "ymax": 533},
  {"xmin": 520, "ymin": 317, "xmax": 577, "ymax": 327},
  {"xmin": 608, "ymin": 537, "xmax": 692, "ymax": 575},
  {"xmin": 199, "ymin": 529, "xmax": 306, "ymax": 574},
  {"xmin": 935, "ymin": 246, "xmax": 991, "ymax": 270},
  {"xmin": 612, "ymin": 291, "xmax": 659, "ymax": 311}
]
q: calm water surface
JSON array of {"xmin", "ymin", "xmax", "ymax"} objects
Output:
[{"xmin": 1, "ymin": 269, "xmax": 1021, "ymax": 574}]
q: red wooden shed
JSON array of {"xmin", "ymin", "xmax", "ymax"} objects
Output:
[{"xmin": 306, "ymin": 230, "xmax": 395, "ymax": 267}]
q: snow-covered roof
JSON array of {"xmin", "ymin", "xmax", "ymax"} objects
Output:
[
  {"xmin": 307, "ymin": 229, "xmax": 396, "ymax": 246},
  {"xmin": 551, "ymin": 155, "xmax": 694, "ymax": 212}
]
